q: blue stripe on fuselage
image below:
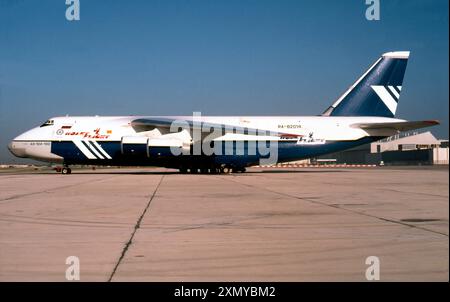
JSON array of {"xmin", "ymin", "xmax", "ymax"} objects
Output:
[{"xmin": 51, "ymin": 137, "xmax": 384, "ymax": 167}]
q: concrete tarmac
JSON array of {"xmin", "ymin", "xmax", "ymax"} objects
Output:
[{"xmin": 0, "ymin": 166, "xmax": 448, "ymax": 281}]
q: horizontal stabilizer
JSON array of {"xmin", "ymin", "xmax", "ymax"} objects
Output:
[{"xmin": 352, "ymin": 120, "xmax": 440, "ymax": 132}]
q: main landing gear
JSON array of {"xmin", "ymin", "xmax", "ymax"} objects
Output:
[
  {"xmin": 178, "ymin": 165, "xmax": 246, "ymax": 174},
  {"xmin": 219, "ymin": 165, "xmax": 246, "ymax": 174}
]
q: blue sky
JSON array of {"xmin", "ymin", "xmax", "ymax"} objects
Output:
[{"xmin": 0, "ymin": 0, "xmax": 448, "ymax": 163}]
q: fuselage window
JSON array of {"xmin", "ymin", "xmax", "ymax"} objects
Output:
[{"xmin": 40, "ymin": 120, "xmax": 54, "ymax": 127}]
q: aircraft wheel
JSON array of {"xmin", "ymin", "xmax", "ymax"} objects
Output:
[
  {"xmin": 179, "ymin": 167, "xmax": 188, "ymax": 174},
  {"xmin": 62, "ymin": 167, "xmax": 71, "ymax": 175},
  {"xmin": 222, "ymin": 167, "xmax": 231, "ymax": 174}
]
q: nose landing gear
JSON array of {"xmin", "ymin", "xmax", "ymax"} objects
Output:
[{"xmin": 61, "ymin": 165, "xmax": 72, "ymax": 174}]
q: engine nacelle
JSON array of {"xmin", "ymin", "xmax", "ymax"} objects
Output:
[
  {"xmin": 121, "ymin": 132, "xmax": 191, "ymax": 158},
  {"xmin": 148, "ymin": 138, "xmax": 189, "ymax": 157}
]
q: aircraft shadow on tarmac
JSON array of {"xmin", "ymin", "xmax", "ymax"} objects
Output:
[
  {"xmin": 1, "ymin": 167, "xmax": 352, "ymax": 175},
  {"xmin": 25, "ymin": 169, "xmax": 350, "ymax": 175}
]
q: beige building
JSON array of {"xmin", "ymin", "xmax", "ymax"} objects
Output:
[
  {"xmin": 370, "ymin": 131, "xmax": 442, "ymax": 153},
  {"xmin": 309, "ymin": 131, "xmax": 449, "ymax": 165}
]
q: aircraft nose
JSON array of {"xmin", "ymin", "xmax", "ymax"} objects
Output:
[
  {"xmin": 7, "ymin": 140, "xmax": 27, "ymax": 158},
  {"xmin": 7, "ymin": 141, "xmax": 14, "ymax": 154}
]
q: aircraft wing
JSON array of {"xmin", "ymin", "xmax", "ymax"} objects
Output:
[
  {"xmin": 131, "ymin": 117, "xmax": 178, "ymax": 133},
  {"xmin": 131, "ymin": 117, "xmax": 234, "ymax": 133},
  {"xmin": 352, "ymin": 120, "xmax": 440, "ymax": 132},
  {"xmin": 131, "ymin": 117, "xmax": 281, "ymax": 137}
]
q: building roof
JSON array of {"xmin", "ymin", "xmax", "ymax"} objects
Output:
[{"xmin": 377, "ymin": 131, "xmax": 440, "ymax": 145}]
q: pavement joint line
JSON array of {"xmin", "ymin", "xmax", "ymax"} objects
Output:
[
  {"xmin": 0, "ymin": 175, "xmax": 119, "ymax": 203},
  {"xmin": 218, "ymin": 175, "xmax": 449, "ymax": 238},
  {"xmin": 0, "ymin": 213, "xmax": 133, "ymax": 226},
  {"xmin": 108, "ymin": 175, "xmax": 165, "ymax": 282},
  {"xmin": 0, "ymin": 216, "xmax": 133, "ymax": 229},
  {"xmin": 382, "ymin": 188, "xmax": 449, "ymax": 199}
]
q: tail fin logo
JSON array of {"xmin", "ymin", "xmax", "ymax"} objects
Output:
[{"xmin": 371, "ymin": 85, "xmax": 402, "ymax": 115}]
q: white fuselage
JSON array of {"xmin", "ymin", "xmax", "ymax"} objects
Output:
[{"xmin": 8, "ymin": 115, "xmax": 404, "ymax": 163}]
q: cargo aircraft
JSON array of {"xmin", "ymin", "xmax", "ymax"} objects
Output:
[{"xmin": 8, "ymin": 51, "xmax": 439, "ymax": 174}]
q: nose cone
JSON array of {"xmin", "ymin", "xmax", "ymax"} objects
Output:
[{"xmin": 8, "ymin": 140, "xmax": 27, "ymax": 158}]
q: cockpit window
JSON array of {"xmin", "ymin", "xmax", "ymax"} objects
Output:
[{"xmin": 40, "ymin": 120, "xmax": 54, "ymax": 127}]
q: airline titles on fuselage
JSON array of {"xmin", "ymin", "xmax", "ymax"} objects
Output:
[{"xmin": 63, "ymin": 128, "xmax": 110, "ymax": 139}]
